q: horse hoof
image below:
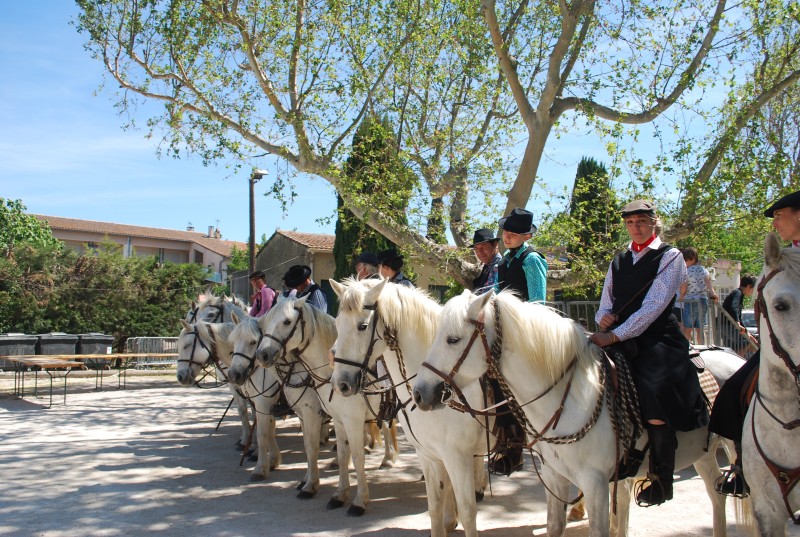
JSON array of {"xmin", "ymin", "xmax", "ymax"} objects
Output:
[
  {"xmin": 249, "ymin": 473, "xmax": 266, "ymax": 483},
  {"xmin": 296, "ymin": 480, "xmax": 306, "ymax": 490},
  {"xmin": 297, "ymin": 490, "xmax": 316, "ymax": 500},
  {"xmin": 379, "ymin": 459, "xmax": 395, "ymax": 469},
  {"xmin": 475, "ymin": 490, "xmax": 485, "ymax": 502},
  {"xmin": 326, "ymin": 498, "xmax": 345, "ymax": 510},
  {"xmin": 248, "ymin": 453, "xmax": 258, "ymax": 462},
  {"xmin": 347, "ymin": 505, "xmax": 366, "ymax": 517},
  {"xmin": 235, "ymin": 441, "xmax": 245, "ymax": 451},
  {"xmin": 328, "ymin": 461, "xmax": 340, "ymax": 471}
]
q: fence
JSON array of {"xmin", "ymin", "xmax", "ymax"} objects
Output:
[{"xmin": 125, "ymin": 337, "xmax": 179, "ymax": 369}]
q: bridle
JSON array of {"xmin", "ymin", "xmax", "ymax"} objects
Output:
[
  {"xmin": 332, "ymin": 303, "xmax": 383, "ymax": 391},
  {"xmin": 187, "ymin": 303, "xmax": 224, "ymax": 324},
  {"xmin": 177, "ymin": 326, "xmax": 222, "ymax": 382},
  {"xmin": 751, "ymin": 267, "xmax": 800, "ymax": 524}
]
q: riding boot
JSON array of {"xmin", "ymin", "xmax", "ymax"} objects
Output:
[
  {"xmin": 270, "ymin": 390, "xmax": 294, "ymax": 418},
  {"xmin": 489, "ymin": 424, "xmax": 524, "ymax": 476},
  {"xmin": 715, "ymin": 441, "xmax": 750, "ymax": 497},
  {"xmin": 614, "ymin": 443, "xmax": 646, "ymax": 480},
  {"xmin": 635, "ymin": 424, "xmax": 676, "ymax": 506}
]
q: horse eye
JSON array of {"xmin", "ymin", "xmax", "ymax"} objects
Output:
[
  {"xmin": 446, "ymin": 336, "xmax": 461, "ymax": 344},
  {"xmin": 250, "ymin": 340, "xmax": 257, "ymax": 346},
  {"xmin": 358, "ymin": 322, "xmax": 369, "ymax": 331},
  {"xmin": 774, "ymin": 300, "xmax": 789, "ymax": 312},
  {"xmin": 283, "ymin": 319, "xmax": 291, "ymax": 325}
]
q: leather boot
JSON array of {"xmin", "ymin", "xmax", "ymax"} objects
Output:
[
  {"xmin": 635, "ymin": 424, "xmax": 675, "ymax": 506},
  {"xmin": 270, "ymin": 390, "xmax": 294, "ymax": 418},
  {"xmin": 614, "ymin": 444, "xmax": 645, "ymax": 480},
  {"xmin": 489, "ymin": 424, "xmax": 524, "ymax": 476}
]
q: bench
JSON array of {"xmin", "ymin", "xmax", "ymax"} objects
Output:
[{"xmin": 3, "ymin": 355, "xmax": 84, "ymax": 408}]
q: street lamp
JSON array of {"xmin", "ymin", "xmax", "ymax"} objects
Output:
[{"xmin": 249, "ymin": 168, "xmax": 268, "ymax": 274}]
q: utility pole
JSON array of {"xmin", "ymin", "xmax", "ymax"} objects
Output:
[{"xmin": 249, "ymin": 168, "xmax": 268, "ymax": 274}]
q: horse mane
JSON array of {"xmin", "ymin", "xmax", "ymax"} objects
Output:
[
  {"xmin": 339, "ymin": 278, "xmax": 440, "ymax": 346},
  {"xmin": 775, "ymin": 245, "xmax": 800, "ymax": 281},
  {"xmin": 492, "ymin": 292, "xmax": 599, "ymax": 386}
]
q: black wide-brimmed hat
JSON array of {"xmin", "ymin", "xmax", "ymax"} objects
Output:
[
  {"xmin": 283, "ymin": 265, "xmax": 312, "ymax": 288},
  {"xmin": 355, "ymin": 252, "xmax": 378, "ymax": 266},
  {"xmin": 620, "ymin": 199, "xmax": 656, "ymax": 218},
  {"xmin": 470, "ymin": 228, "xmax": 499, "ymax": 247},
  {"xmin": 764, "ymin": 190, "xmax": 800, "ymax": 217},
  {"xmin": 249, "ymin": 270, "xmax": 265, "ymax": 280},
  {"xmin": 377, "ymin": 249, "xmax": 402, "ymax": 264},
  {"xmin": 498, "ymin": 208, "xmax": 537, "ymax": 234}
]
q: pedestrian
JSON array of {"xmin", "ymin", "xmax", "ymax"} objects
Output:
[
  {"xmin": 377, "ymin": 249, "xmax": 414, "ymax": 287},
  {"xmin": 590, "ymin": 199, "xmax": 706, "ymax": 506},
  {"xmin": 720, "ymin": 275, "xmax": 757, "ymax": 357},
  {"xmin": 679, "ymin": 247, "xmax": 717, "ymax": 345},
  {"xmin": 282, "ymin": 264, "xmax": 328, "ymax": 312},
  {"xmin": 470, "ymin": 228, "xmax": 501, "ymax": 295},
  {"xmin": 710, "ymin": 189, "xmax": 800, "ymax": 497},
  {"xmin": 248, "ymin": 270, "xmax": 276, "ymax": 318},
  {"xmin": 495, "ymin": 207, "xmax": 548, "ymax": 302},
  {"xmin": 354, "ymin": 251, "xmax": 380, "ymax": 281}
]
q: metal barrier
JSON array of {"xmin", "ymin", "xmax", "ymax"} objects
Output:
[{"xmin": 125, "ymin": 337, "xmax": 178, "ymax": 369}]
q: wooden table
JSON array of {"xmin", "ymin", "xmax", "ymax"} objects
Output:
[{"xmin": 3, "ymin": 355, "xmax": 84, "ymax": 408}]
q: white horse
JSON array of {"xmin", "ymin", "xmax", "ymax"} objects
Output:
[
  {"xmin": 330, "ymin": 278, "xmax": 489, "ymax": 537},
  {"xmin": 742, "ymin": 233, "xmax": 800, "ymax": 535},
  {"xmin": 176, "ymin": 317, "xmax": 282, "ymax": 481},
  {"xmin": 413, "ymin": 289, "xmax": 742, "ymax": 537},
  {"xmin": 181, "ymin": 292, "xmax": 254, "ymax": 450},
  {"xmin": 228, "ymin": 295, "xmax": 397, "ymax": 515}
]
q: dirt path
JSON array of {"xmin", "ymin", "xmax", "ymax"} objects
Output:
[{"xmin": 0, "ymin": 379, "xmax": 797, "ymax": 537}]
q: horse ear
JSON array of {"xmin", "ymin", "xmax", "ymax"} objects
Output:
[
  {"xmin": 467, "ymin": 290, "xmax": 494, "ymax": 321},
  {"xmin": 191, "ymin": 300, "xmax": 198, "ymax": 310},
  {"xmin": 764, "ymin": 232, "xmax": 783, "ymax": 270},
  {"xmin": 231, "ymin": 311, "xmax": 241, "ymax": 325},
  {"xmin": 365, "ymin": 278, "xmax": 387, "ymax": 304},
  {"xmin": 296, "ymin": 294, "xmax": 310, "ymax": 307},
  {"xmin": 180, "ymin": 319, "xmax": 192, "ymax": 332},
  {"xmin": 330, "ymin": 279, "xmax": 345, "ymax": 298}
]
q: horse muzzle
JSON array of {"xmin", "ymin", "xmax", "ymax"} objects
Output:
[
  {"xmin": 175, "ymin": 367, "xmax": 195, "ymax": 386},
  {"xmin": 227, "ymin": 366, "xmax": 248, "ymax": 386},
  {"xmin": 331, "ymin": 368, "xmax": 363, "ymax": 397},
  {"xmin": 412, "ymin": 380, "xmax": 451, "ymax": 411}
]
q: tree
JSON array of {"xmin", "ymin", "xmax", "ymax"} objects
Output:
[
  {"xmin": 0, "ymin": 198, "xmax": 60, "ymax": 254},
  {"xmin": 75, "ymin": 1, "xmax": 800, "ymax": 286}
]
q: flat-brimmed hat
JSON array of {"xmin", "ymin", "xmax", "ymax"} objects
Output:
[
  {"xmin": 620, "ymin": 199, "xmax": 656, "ymax": 218},
  {"xmin": 283, "ymin": 265, "xmax": 312, "ymax": 288},
  {"xmin": 377, "ymin": 249, "xmax": 403, "ymax": 264},
  {"xmin": 355, "ymin": 252, "xmax": 378, "ymax": 266},
  {"xmin": 470, "ymin": 228, "xmax": 499, "ymax": 247},
  {"xmin": 498, "ymin": 208, "xmax": 537, "ymax": 234},
  {"xmin": 249, "ymin": 270, "xmax": 265, "ymax": 280},
  {"xmin": 763, "ymin": 190, "xmax": 800, "ymax": 217}
]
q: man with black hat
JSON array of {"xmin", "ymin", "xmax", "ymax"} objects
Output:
[
  {"xmin": 282, "ymin": 264, "xmax": 328, "ymax": 311},
  {"xmin": 377, "ymin": 249, "xmax": 414, "ymax": 287},
  {"xmin": 470, "ymin": 228, "xmax": 501, "ymax": 295},
  {"xmin": 590, "ymin": 199, "xmax": 703, "ymax": 507},
  {"xmin": 496, "ymin": 208, "xmax": 548, "ymax": 302},
  {"xmin": 354, "ymin": 252, "xmax": 380, "ymax": 281},
  {"xmin": 248, "ymin": 270, "xmax": 276, "ymax": 318},
  {"xmin": 709, "ymin": 188, "xmax": 800, "ymax": 498}
]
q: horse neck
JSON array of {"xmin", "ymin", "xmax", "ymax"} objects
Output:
[
  {"xmin": 208, "ymin": 323, "xmax": 235, "ymax": 367},
  {"xmin": 759, "ymin": 344, "xmax": 800, "ymax": 405},
  {"xmin": 381, "ymin": 301, "xmax": 439, "ymax": 376},
  {"xmin": 290, "ymin": 311, "xmax": 335, "ymax": 374}
]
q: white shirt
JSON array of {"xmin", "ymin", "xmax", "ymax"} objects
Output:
[{"xmin": 596, "ymin": 237, "xmax": 687, "ymax": 341}]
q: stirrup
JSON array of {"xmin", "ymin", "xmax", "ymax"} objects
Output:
[
  {"xmin": 634, "ymin": 473, "xmax": 673, "ymax": 507},
  {"xmin": 270, "ymin": 401, "xmax": 294, "ymax": 418},
  {"xmin": 614, "ymin": 447, "xmax": 645, "ymax": 481},
  {"xmin": 488, "ymin": 451, "xmax": 523, "ymax": 476},
  {"xmin": 714, "ymin": 466, "xmax": 750, "ymax": 498}
]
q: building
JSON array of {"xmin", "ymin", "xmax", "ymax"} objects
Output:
[
  {"xmin": 35, "ymin": 215, "xmax": 247, "ymax": 283},
  {"xmin": 231, "ymin": 229, "xmax": 451, "ymax": 313}
]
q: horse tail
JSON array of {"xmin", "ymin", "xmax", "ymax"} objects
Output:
[{"xmin": 733, "ymin": 495, "xmax": 757, "ymax": 537}]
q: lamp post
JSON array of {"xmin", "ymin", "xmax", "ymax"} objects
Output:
[{"xmin": 249, "ymin": 168, "xmax": 268, "ymax": 274}]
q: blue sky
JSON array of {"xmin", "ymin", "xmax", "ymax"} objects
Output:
[{"xmin": 0, "ymin": 2, "xmax": 651, "ymax": 244}]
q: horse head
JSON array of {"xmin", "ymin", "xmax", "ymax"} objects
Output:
[
  {"xmin": 176, "ymin": 319, "xmax": 216, "ymax": 386},
  {"xmin": 330, "ymin": 278, "xmax": 390, "ymax": 396},
  {"xmin": 757, "ymin": 232, "xmax": 800, "ymax": 380},
  {"xmin": 254, "ymin": 295, "xmax": 311, "ymax": 369},
  {"xmin": 227, "ymin": 311, "xmax": 264, "ymax": 386},
  {"xmin": 413, "ymin": 290, "xmax": 494, "ymax": 411}
]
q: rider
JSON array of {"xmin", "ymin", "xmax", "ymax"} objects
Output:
[
  {"xmin": 710, "ymin": 189, "xmax": 800, "ymax": 497},
  {"xmin": 470, "ymin": 228, "xmax": 502, "ymax": 295},
  {"xmin": 590, "ymin": 199, "xmax": 707, "ymax": 506},
  {"xmin": 282, "ymin": 264, "xmax": 328, "ymax": 312},
  {"xmin": 248, "ymin": 270, "xmax": 276, "ymax": 318},
  {"xmin": 377, "ymin": 249, "xmax": 414, "ymax": 287},
  {"xmin": 354, "ymin": 251, "xmax": 380, "ymax": 281}
]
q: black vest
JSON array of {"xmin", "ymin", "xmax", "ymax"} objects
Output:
[
  {"xmin": 610, "ymin": 243, "xmax": 677, "ymax": 341},
  {"xmin": 497, "ymin": 245, "xmax": 543, "ymax": 302}
]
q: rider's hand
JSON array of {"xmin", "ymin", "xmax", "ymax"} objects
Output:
[
  {"xmin": 590, "ymin": 332, "xmax": 617, "ymax": 348},
  {"xmin": 598, "ymin": 313, "xmax": 618, "ymax": 331}
]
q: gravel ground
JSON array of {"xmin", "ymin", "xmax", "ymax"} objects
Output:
[{"xmin": 0, "ymin": 372, "xmax": 797, "ymax": 537}]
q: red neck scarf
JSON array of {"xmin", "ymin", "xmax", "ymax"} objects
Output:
[{"xmin": 631, "ymin": 234, "xmax": 657, "ymax": 253}]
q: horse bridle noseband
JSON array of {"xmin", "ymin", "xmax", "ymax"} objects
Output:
[
  {"xmin": 332, "ymin": 303, "xmax": 383, "ymax": 389},
  {"xmin": 751, "ymin": 266, "xmax": 800, "ymax": 524}
]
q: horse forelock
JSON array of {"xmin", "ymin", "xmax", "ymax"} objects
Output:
[
  {"xmin": 758, "ymin": 246, "xmax": 800, "ymax": 302},
  {"xmin": 338, "ymin": 277, "xmax": 368, "ymax": 313},
  {"xmin": 492, "ymin": 293, "xmax": 599, "ymax": 386}
]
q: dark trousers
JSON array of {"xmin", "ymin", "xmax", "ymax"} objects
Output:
[{"xmin": 708, "ymin": 352, "xmax": 759, "ymax": 443}]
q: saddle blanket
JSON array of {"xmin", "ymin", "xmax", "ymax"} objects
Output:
[{"xmin": 698, "ymin": 368, "xmax": 720, "ymax": 408}]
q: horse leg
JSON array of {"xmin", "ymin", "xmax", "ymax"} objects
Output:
[
  {"xmin": 327, "ymin": 419, "xmax": 352, "ymax": 510},
  {"xmin": 379, "ymin": 421, "xmax": 397, "ymax": 469},
  {"xmin": 420, "ymin": 457, "xmax": 450, "ymax": 537},
  {"xmin": 579, "ymin": 471, "xmax": 610, "ymax": 537},
  {"xmin": 442, "ymin": 453, "xmax": 479, "ymax": 537},
  {"xmin": 692, "ymin": 441, "xmax": 728, "ymax": 537},
  {"xmin": 229, "ymin": 387, "xmax": 251, "ymax": 449},
  {"xmin": 295, "ymin": 403, "xmax": 322, "ymax": 499},
  {"xmin": 342, "ymin": 413, "xmax": 370, "ymax": 516},
  {"xmin": 610, "ymin": 479, "xmax": 633, "ymax": 537},
  {"xmin": 250, "ymin": 395, "xmax": 279, "ymax": 481},
  {"xmin": 543, "ymin": 468, "xmax": 570, "ymax": 537},
  {"xmin": 472, "ymin": 455, "xmax": 487, "ymax": 502}
]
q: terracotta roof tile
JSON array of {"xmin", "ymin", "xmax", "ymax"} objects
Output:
[
  {"xmin": 35, "ymin": 215, "xmax": 247, "ymax": 258},
  {"xmin": 277, "ymin": 230, "xmax": 335, "ymax": 251}
]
